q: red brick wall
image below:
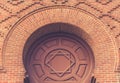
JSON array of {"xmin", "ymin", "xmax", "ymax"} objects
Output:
[{"xmin": 0, "ymin": 0, "xmax": 120, "ymax": 83}]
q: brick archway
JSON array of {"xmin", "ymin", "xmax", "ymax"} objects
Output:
[
  {"xmin": 23, "ymin": 23, "xmax": 95, "ymax": 83},
  {"xmin": 3, "ymin": 7, "xmax": 118, "ymax": 82}
]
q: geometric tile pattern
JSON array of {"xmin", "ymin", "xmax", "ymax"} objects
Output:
[
  {"xmin": 96, "ymin": 0, "xmax": 112, "ymax": 5},
  {"xmin": 7, "ymin": 0, "xmax": 24, "ymax": 5}
]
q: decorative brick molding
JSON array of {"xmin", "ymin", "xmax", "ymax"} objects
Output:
[
  {"xmin": 0, "ymin": 7, "xmax": 118, "ymax": 82},
  {"xmin": 0, "ymin": 0, "xmax": 119, "ymax": 83},
  {"xmin": 7, "ymin": 0, "xmax": 24, "ymax": 5},
  {"xmin": 96, "ymin": 0, "xmax": 112, "ymax": 5}
]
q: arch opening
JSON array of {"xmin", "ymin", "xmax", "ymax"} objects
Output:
[{"xmin": 23, "ymin": 23, "xmax": 95, "ymax": 83}]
